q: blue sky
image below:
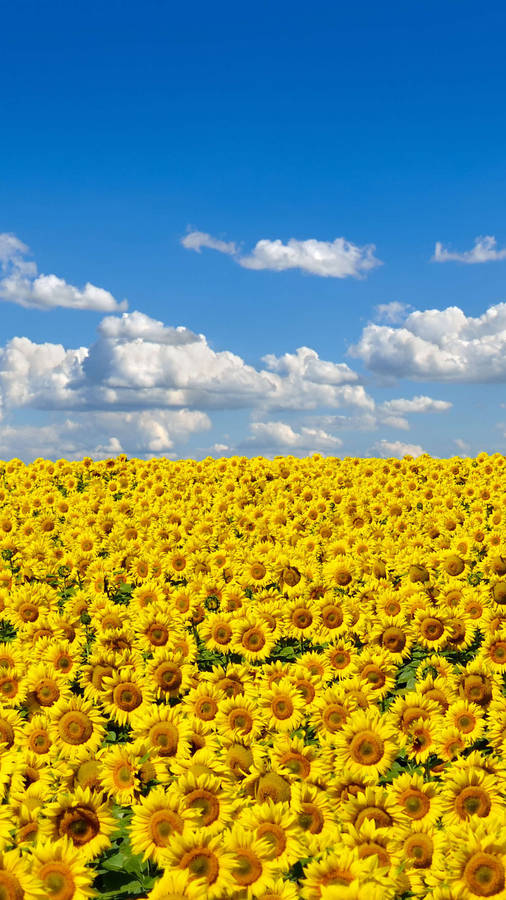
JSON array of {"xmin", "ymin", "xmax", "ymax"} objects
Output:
[{"xmin": 1, "ymin": 0, "xmax": 506, "ymax": 460}]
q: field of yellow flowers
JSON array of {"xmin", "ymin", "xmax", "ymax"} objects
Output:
[{"xmin": 0, "ymin": 452, "xmax": 505, "ymax": 899}]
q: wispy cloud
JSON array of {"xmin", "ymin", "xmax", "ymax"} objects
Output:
[
  {"xmin": 373, "ymin": 439, "xmax": 424, "ymax": 458},
  {"xmin": 181, "ymin": 230, "xmax": 237, "ymax": 255},
  {"xmin": 182, "ymin": 229, "xmax": 381, "ymax": 278},
  {"xmin": 432, "ymin": 235, "xmax": 506, "ymax": 264},
  {"xmin": 0, "ymin": 232, "xmax": 128, "ymax": 312}
]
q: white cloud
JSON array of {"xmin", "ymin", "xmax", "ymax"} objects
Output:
[
  {"xmin": 0, "ymin": 232, "xmax": 127, "ymax": 312},
  {"xmin": 433, "ymin": 235, "xmax": 506, "ymax": 264},
  {"xmin": 262, "ymin": 346, "xmax": 358, "ymax": 385},
  {"xmin": 0, "ymin": 409, "xmax": 210, "ymax": 461},
  {"xmin": 454, "ymin": 438, "xmax": 471, "ymax": 453},
  {"xmin": 373, "ymin": 439, "xmax": 424, "ymax": 458},
  {"xmin": 380, "ymin": 395, "xmax": 452, "ymax": 414},
  {"xmin": 374, "ymin": 301, "xmax": 411, "ymax": 323},
  {"xmin": 350, "ymin": 302, "xmax": 506, "ymax": 382},
  {"xmin": 182, "ymin": 229, "xmax": 381, "ymax": 279},
  {"xmin": 181, "ymin": 230, "xmax": 237, "ymax": 255},
  {"xmin": 243, "ymin": 420, "xmax": 343, "ymax": 455},
  {"xmin": 239, "ymin": 237, "xmax": 381, "ymax": 278}
]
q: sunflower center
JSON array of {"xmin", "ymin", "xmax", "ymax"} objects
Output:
[
  {"xmin": 323, "ymin": 704, "xmax": 348, "ymax": 732},
  {"xmin": 271, "ymin": 696, "xmax": 294, "ymax": 720},
  {"xmin": 113, "ymin": 763, "xmax": 135, "ymax": 788},
  {"xmin": 382, "ymin": 627, "xmax": 406, "ymax": 652},
  {"xmin": 455, "ymin": 787, "xmax": 492, "ymax": 819},
  {"xmin": 0, "ymin": 721, "xmax": 14, "ymax": 748},
  {"xmin": 154, "ymin": 663, "xmax": 182, "ymax": 692},
  {"xmin": 292, "ymin": 608, "xmax": 312, "ymax": 629},
  {"xmin": 150, "ymin": 809, "xmax": 183, "ymax": 845},
  {"xmin": 233, "ymin": 850, "xmax": 263, "ymax": 886},
  {"xmin": 490, "ymin": 642, "xmax": 506, "ymax": 664},
  {"xmin": 398, "ymin": 789, "xmax": 430, "ymax": 819},
  {"xmin": 322, "ymin": 605, "xmax": 343, "ymax": 629},
  {"xmin": 35, "ymin": 679, "xmax": 60, "ymax": 706},
  {"xmin": 256, "ymin": 773, "xmax": 291, "ymax": 804},
  {"xmin": 29, "ymin": 729, "xmax": 51, "ymax": 754},
  {"xmin": 242, "ymin": 628, "xmax": 266, "ymax": 652},
  {"xmin": 358, "ymin": 842, "xmax": 390, "ymax": 868},
  {"xmin": 113, "ymin": 682, "xmax": 143, "ymax": 711},
  {"xmin": 350, "ymin": 730, "xmax": 384, "ymax": 766},
  {"xmin": 58, "ymin": 711, "xmax": 93, "ymax": 745},
  {"xmin": 298, "ymin": 803, "xmax": 324, "ymax": 834},
  {"xmin": 227, "ymin": 745, "xmax": 253, "ymax": 778},
  {"xmin": 149, "ymin": 723, "xmax": 179, "ymax": 756},
  {"xmin": 250, "ymin": 563, "xmax": 266, "ymax": 580},
  {"xmin": 181, "ymin": 849, "xmax": 219, "ymax": 884},
  {"xmin": 404, "ymin": 833, "xmax": 433, "ymax": 868},
  {"xmin": 185, "ymin": 790, "xmax": 219, "ymax": 826},
  {"xmin": 361, "ymin": 665, "xmax": 386, "ymax": 688},
  {"xmin": 229, "ymin": 709, "xmax": 253, "ymax": 733},
  {"xmin": 421, "ymin": 618, "xmax": 444, "ymax": 640},
  {"xmin": 256, "ymin": 823, "xmax": 287, "ymax": 858},
  {"xmin": 463, "ymin": 852, "xmax": 505, "ymax": 896},
  {"xmin": 147, "ymin": 624, "xmax": 168, "ymax": 647},
  {"xmin": 212, "ymin": 624, "xmax": 232, "ymax": 645},
  {"xmin": 0, "ymin": 871, "xmax": 24, "ymax": 900},
  {"xmin": 38, "ymin": 863, "xmax": 75, "ymax": 900},
  {"xmin": 195, "ymin": 698, "xmax": 218, "ymax": 721},
  {"xmin": 355, "ymin": 806, "xmax": 392, "ymax": 828},
  {"xmin": 58, "ymin": 806, "xmax": 100, "ymax": 845}
]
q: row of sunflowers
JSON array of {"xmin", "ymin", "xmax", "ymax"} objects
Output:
[{"xmin": 0, "ymin": 451, "xmax": 505, "ymax": 899}]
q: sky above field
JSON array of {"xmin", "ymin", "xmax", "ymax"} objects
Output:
[{"xmin": 1, "ymin": 0, "xmax": 506, "ymax": 461}]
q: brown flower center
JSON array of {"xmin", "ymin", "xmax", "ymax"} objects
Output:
[
  {"xmin": 455, "ymin": 787, "xmax": 492, "ymax": 819},
  {"xmin": 58, "ymin": 806, "xmax": 100, "ymax": 845},
  {"xmin": 58, "ymin": 710, "xmax": 93, "ymax": 745},
  {"xmin": 150, "ymin": 809, "xmax": 184, "ymax": 845},
  {"xmin": 463, "ymin": 852, "xmax": 505, "ymax": 896},
  {"xmin": 38, "ymin": 863, "xmax": 75, "ymax": 900},
  {"xmin": 349, "ymin": 730, "xmax": 384, "ymax": 766},
  {"xmin": 149, "ymin": 722, "xmax": 179, "ymax": 756}
]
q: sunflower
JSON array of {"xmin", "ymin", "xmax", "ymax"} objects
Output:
[
  {"xmin": 291, "ymin": 782, "xmax": 334, "ymax": 856},
  {"xmin": 369, "ymin": 614, "xmax": 415, "ymax": 663},
  {"xmin": 134, "ymin": 604, "xmax": 173, "ymax": 652},
  {"xmin": 271, "ymin": 734, "xmax": 329, "ymax": 786},
  {"xmin": 100, "ymin": 666, "xmax": 153, "ymax": 726},
  {"xmin": 389, "ymin": 691, "xmax": 442, "ymax": 743},
  {"xmin": 198, "ymin": 612, "xmax": 235, "ymax": 653},
  {"xmin": 258, "ymin": 677, "xmax": 306, "ymax": 734},
  {"xmin": 301, "ymin": 847, "xmax": 375, "ymax": 900},
  {"xmin": 31, "ymin": 837, "xmax": 95, "ymax": 900},
  {"xmin": 413, "ymin": 608, "xmax": 450, "ymax": 651},
  {"xmin": 396, "ymin": 821, "xmax": 446, "ymax": 897},
  {"xmin": 240, "ymin": 799, "xmax": 304, "ymax": 870},
  {"xmin": 163, "ymin": 828, "xmax": 237, "ymax": 899},
  {"xmin": 132, "ymin": 704, "xmax": 192, "ymax": 767},
  {"xmin": 323, "ymin": 641, "xmax": 356, "ymax": 679},
  {"xmin": 315, "ymin": 595, "xmax": 352, "ymax": 642},
  {"xmin": 284, "ymin": 598, "xmax": 318, "ymax": 640},
  {"xmin": 417, "ymin": 673, "xmax": 457, "ymax": 713},
  {"xmin": 441, "ymin": 768, "xmax": 502, "ymax": 826},
  {"xmin": 215, "ymin": 693, "xmax": 265, "ymax": 744},
  {"xmin": 147, "ymin": 648, "xmax": 196, "ymax": 700},
  {"xmin": 40, "ymin": 786, "xmax": 115, "ymax": 861},
  {"xmin": 0, "ymin": 848, "xmax": 41, "ymax": 900},
  {"xmin": 445, "ymin": 819, "xmax": 506, "ymax": 900},
  {"xmin": 339, "ymin": 785, "xmax": 407, "ymax": 830},
  {"xmin": 98, "ymin": 743, "xmax": 163, "ymax": 803},
  {"xmin": 389, "ymin": 772, "xmax": 444, "ymax": 826},
  {"xmin": 174, "ymin": 771, "xmax": 237, "ymax": 835},
  {"xmin": 49, "ymin": 696, "xmax": 106, "ymax": 760},
  {"xmin": 310, "ymin": 686, "xmax": 358, "ymax": 745},
  {"xmin": 231, "ymin": 616, "xmax": 276, "ymax": 663},
  {"xmin": 341, "ymin": 819, "xmax": 403, "ymax": 884},
  {"xmin": 130, "ymin": 786, "xmax": 195, "ymax": 863},
  {"xmin": 351, "ymin": 649, "xmax": 397, "ymax": 701},
  {"xmin": 22, "ymin": 714, "xmax": 54, "ymax": 757},
  {"xmin": 147, "ymin": 869, "xmax": 207, "ymax": 900},
  {"xmin": 334, "ymin": 709, "xmax": 398, "ymax": 784},
  {"xmin": 446, "ymin": 700, "xmax": 486, "ymax": 746}
]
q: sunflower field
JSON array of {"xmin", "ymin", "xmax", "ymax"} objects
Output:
[{"xmin": 0, "ymin": 452, "xmax": 505, "ymax": 899}]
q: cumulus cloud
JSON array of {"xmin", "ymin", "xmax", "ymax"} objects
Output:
[
  {"xmin": 380, "ymin": 395, "xmax": 452, "ymax": 415},
  {"xmin": 181, "ymin": 230, "xmax": 237, "ymax": 255},
  {"xmin": 0, "ymin": 409, "xmax": 210, "ymax": 461},
  {"xmin": 242, "ymin": 421, "xmax": 343, "ymax": 455},
  {"xmin": 433, "ymin": 235, "xmax": 506, "ymax": 264},
  {"xmin": 182, "ymin": 229, "xmax": 381, "ymax": 278},
  {"xmin": 373, "ymin": 439, "xmax": 424, "ymax": 458},
  {"xmin": 0, "ymin": 310, "xmax": 383, "ymax": 460},
  {"xmin": 0, "ymin": 232, "xmax": 127, "ymax": 312},
  {"xmin": 350, "ymin": 302, "xmax": 506, "ymax": 382}
]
